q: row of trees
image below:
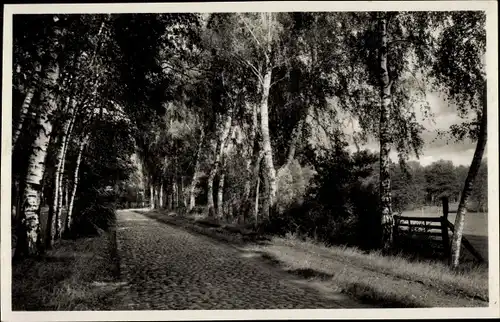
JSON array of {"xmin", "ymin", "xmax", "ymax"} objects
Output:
[
  {"xmin": 12, "ymin": 14, "xmax": 136, "ymax": 256},
  {"xmin": 12, "ymin": 11, "xmax": 486, "ymax": 268},
  {"xmin": 390, "ymin": 159, "xmax": 488, "ymax": 212}
]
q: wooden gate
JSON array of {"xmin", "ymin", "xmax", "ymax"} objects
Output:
[{"xmin": 393, "ymin": 197, "xmax": 484, "ymax": 263}]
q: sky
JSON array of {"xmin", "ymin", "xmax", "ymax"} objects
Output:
[{"xmin": 336, "ymin": 91, "xmax": 483, "ymax": 167}]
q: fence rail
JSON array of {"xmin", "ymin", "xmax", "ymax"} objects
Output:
[
  {"xmin": 394, "ymin": 215, "xmax": 442, "ymax": 222},
  {"xmin": 393, "ymin": 197, "xmax": 483, "ymax": 263}
]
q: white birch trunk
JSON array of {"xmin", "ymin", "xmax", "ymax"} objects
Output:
[
  {"xmin": 56, "ymin": 99, "xmax": 78, "ymax": 227},
  {"xmin": 65, "ymin": 179, "xmax": 69, "ymax": 208},
  {"xmin": 217, "ymin": 173, "xmax": 225, "ymax": 219},
  {"xmin": 53, "ymin": 98, "xmax": 78, "ymax": 239},
  {"xmin": 259, "ymin": 66, "xmax": 277, "ymax": 218},
  {"xmin": 207, "ymin": 112, "xmax": 233, "ymax": 214},
  {"xmin": 150, "ymin": 184, "xmax": 154, "ymax": 209},
  {"xmin": 19, "ymin": 53, "xmax": 60, "ymax": 256},
  {"xmin": 13, "ymin": 62, "xmax": 42, "ymax": 147},
  {"xmin": 254, "ymin": 176, "xmax": 260, "ymax": 224},
  {"xmin": 13, "ymin": 85, "xmax": 37, "ymax": 147},
  {"xmin": 174, "ymin": 181, "xmax": 179, "ymax": 209},
  {"xmin": 159, "ymin": 181, "xmax": 164, "ymax": 208},
  {"xmin": 65, "ymin": 133, "xmax": 90, "ymax": 233},
  {"xmin": 378, "ymin": 17, "xmax": 394, "ymax": 250},
  {"xmin": 180, "ymin": 176, "xmax": 186, "ymax": 208},
  {"xmin": 216, "ymin": 124, "xmax": 235, "ymax": 219},
  {"xmin": 450, "ymin": 89, "xmax": 487, "ymax": 267}
]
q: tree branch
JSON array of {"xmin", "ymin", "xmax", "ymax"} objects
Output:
[
  {"xmin": 233, "ymin": 53, "xmax": 263, "ymax": 84},
  {"xmin": 270, "ymin": 72, "xmax": 288, "ymax": 88},
  {"xmin": 238, "ymin": 14, "xmax": 263, "ymax": 49},
  {"xmin": 161, "ymin": 63, "xmax": 202, "ymax": 81},
  {"xmin": 388, "ymin": 39, "xmax": 411, "ymax": 48}
]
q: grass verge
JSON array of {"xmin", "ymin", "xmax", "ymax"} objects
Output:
[
  {"xmin": 245, "ymin": 235, "xmax": 488, "ymax": 308},
  {"xmin": 139, "ymin": 209, "xmax": 268, "ymax": 246},
  {"xmin": 12, "ymin": 229, "xmax": 122, "ymax": 311}
]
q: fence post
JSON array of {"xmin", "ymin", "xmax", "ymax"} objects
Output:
[
  {"xmin": 441, "ymin": 196, "xmax": 450, "ymax": 260},
  {"xmin": 393, "ymin": 215, "xmax": 399, "ymax": 246}
]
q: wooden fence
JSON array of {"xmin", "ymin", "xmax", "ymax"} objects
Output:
[{"xmin": 393, "ymin": 197, "xmax": 484, "ymax": 263}]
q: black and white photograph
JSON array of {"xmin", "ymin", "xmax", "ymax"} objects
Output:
[{"xmin": 1, "ymin": 1, "xmax": 499, "ymax": 320}]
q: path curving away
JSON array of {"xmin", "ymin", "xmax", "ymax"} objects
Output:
[{"xmin": 114, "ymin": 210, "xmax": 368, "ymax": 310}]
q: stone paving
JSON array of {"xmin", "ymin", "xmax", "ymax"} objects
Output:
[{"xmin": 114, "ymin": 210, "xmax": 365, "ymax": 310}]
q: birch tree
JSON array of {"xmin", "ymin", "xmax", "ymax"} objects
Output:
[
  {"xmin": 430, "ymin": 11, "xmax": 486, "ymax": 267},
  {"xmin": 206, "ymin": 13, "xmax": 293, "ymax": 218},
  {"xmin": 342, "ymin": 12, "xmax": 444, "ymax": 249},
  {"xmin": 17, "ymin": 15, "xmax": 64, "ymax": 256}
]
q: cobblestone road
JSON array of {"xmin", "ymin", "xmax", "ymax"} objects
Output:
[{"xmin": 115, "ymin": 210, "xmax": 366, "ymax": 310}]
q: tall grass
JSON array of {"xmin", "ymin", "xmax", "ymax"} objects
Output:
[
  {"xmin": 262, "ymin": 235, "xmax": 488, "ymax": 304},
  {"xmin": 12, "ymin": 232, "xmax": 121, "ymax": 311}
]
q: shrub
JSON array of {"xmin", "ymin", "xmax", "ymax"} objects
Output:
[
  {"xmin": 276, "ymin": 159, "xmax": 315, "ymax": 213},
  {"xmin": 70, "ymin": 188, "xmax": 117, "ymax": 237},
  {"xmin": 265, "ymin": 148, "xmax": 383, "ymax": 249}
]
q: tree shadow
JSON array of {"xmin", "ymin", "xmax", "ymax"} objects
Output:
[{"xmin": 286, "ymin": 268, "xmax": 334, "ymax": 280}]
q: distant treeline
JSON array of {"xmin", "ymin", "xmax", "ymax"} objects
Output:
[{"xmin": 390, "ymin": 159, "xmax": 487, "ymax": 213}]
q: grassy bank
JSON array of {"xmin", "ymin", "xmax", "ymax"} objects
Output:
[
  {"xmin": 140, "ymin": 209, "xmax": 488, "ymax": 308},
  {"xmin": 244, "ymin": 235, "xmax": 488, "ymax": 307},
  {"xmin": 12, "ymin": 230, "xmax": 122, "ymax": 311}
]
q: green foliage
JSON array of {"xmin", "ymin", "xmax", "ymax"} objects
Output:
[
  {"xmin": 265, "ymin": 147, "xmax": 382, "ymax": 249},
  {"xmin": 390, "ymin": 161, "xmax": 426, "ymax": 212},
  {"xmin": 276, "ymin": 159, "xmax": 315, "ymax": 213},
  {"xmin": 71, "ymin": 188, "xmax": 117, "ymax": 237},
  {"xmin": 68, "ymin": 117, "xmax": 136, "ymax": 237},
  {"xmin": 431, "ymin": 11, "xmax": 486, "ymax": 141},
  {"xmin": 468, "ymin": 161, "xmax": 488, "ymax": 212},
  {"xmin": 423, "ymin": 160, "xmax": 461, "ymax": 203}
]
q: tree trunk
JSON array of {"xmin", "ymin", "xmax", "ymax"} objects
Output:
[
  {"xmin": 181, "ymin": 176, "xmax": 186, "ymax": 208},
  {"xmin": 285, "ymin": 118, "xmax": 304, "ymax": 167},
  {"xmin": 189, "ymin": 129, "xmax": 205, "ymax": 211},
  {"xmin": 207, "ymin": 175, "xmax": 215, "ymax": 215},
  {"xmin": 44, "ymin": 183, "xmax": 56, "ymax": 249},
  {"xmin": 216, "ymin": 124, "xmax": 235, "ymax": 219},
  {"xmin": 152, "ymin": 186, "xmax": 156, "ymax": 208},
  {"xmin": 262, "ymin": 166, "xmax": 270, "ymax": 221},
  {"xmin": 43, "ymin": 133, "xmax": 62, "ymax": 249},
  {"xmin": 55, "ymin": 98, "xmax": 79, "ymax": 237},
  {"xmin": 450, "ymin": 90, "xmax": 487, "ymax": 268},
  {"xmin": 254, "ymin": 176, "xmax": 260, "ymax": 224},
  {"xmin": 171, "ymin": 181, "xmax": 175, "ymax": 209},
  {"xmin": 168, "ymin": 185, "xmax": 173, "ymax": 210},
  {"xmin": 242, "ymin": 104, "xmax": 259, "ymax": 221},
  {"xmin": 163, "ymin": 185, "xmax": 167, "ymax": 209},
  {"xmin": 156, "ymin": 186, "xmax": 161, "ymax": 208},
  {"xmin": 156, "ymin": 186, "xmax": 161, "ymax": 209},
  {"xmin": 207, "ymin": 112, "xmax": 233, "ymax": 215},
  {"xmin": 174, "ymin": 180, "xmax": 179, "ymax": 209},
  {"xmin": 18, "ymin": 51, "xmax": 60, "ymax": 256},
  {"xmin": 12, "ymin": 81, "xmax": 38, "ymax": 147},
  {"xmin": 65, "ymin": 133, "xmax": 90, "ymax": 233},
  {"xmin": 248, "ymin": 149, "xmax": 264, "ymax": 219},
  {"xmin": 228, "ymin": 200, "xmax": 234, "ymax": 223},
  {"xmin": 53, "ymin": 98, "xmax": 78, "ymax": 240},
  {"xmin": 149, "ymin": 184, "xmax": 154, "ymax": 209},
  {"xmin": 217, "ymin": 173, "xmax": 225, "ymax": 219},
  {"xmin": 378, "ymin": 16, "xmax": 394, "ymax": 250},
  {"xmin": 52, "ymin": 25, "xmax": 102, "ymax": 236},
  {"xmin": 259, "ymin": 65, "xmax": 277, "ymax": 216},
  {"xmin": 159, "ymin": 181, "xmax": 164, "ymax": 208},
  {"xmin": 64, "ymin": 176, "xmax": 69, "ymax": 208}
]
